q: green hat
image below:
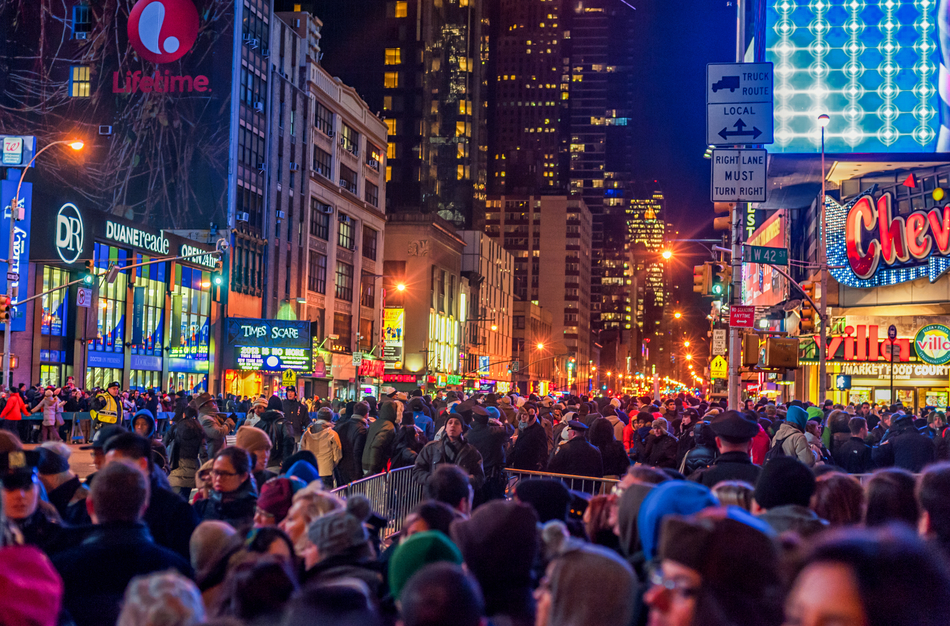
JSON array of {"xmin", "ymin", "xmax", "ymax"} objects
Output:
[
  {"xmin": 806, "ymin": 406, "xmax": 824, "ymax": 422},
  {"xmin": 388, "ymin": 530, "xmax": 462, "ymax": 600}
]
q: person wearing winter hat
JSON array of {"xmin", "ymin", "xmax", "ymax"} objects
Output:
[
  {"xmin": 535, "ymin": 524, "xmax": 637, "ymax": 626},
  {"xmin": 637, "ymin": 480, "xmax": 719, "ymax": 562},
  {"xmin": 0, "ymin": 544, "xmax": 64, "ymax": 626},
  {"xmin": 234, "ymin": 425, "xmax": 275, "ymax": 489},
  {"xmin": 300, "ymin": 407, "xmax": 343, "ymax": 488},
  {"xmin": 36, "ymin": 443, "xmax": 90, "ymax": 526},
  {"xmin": 1, "ymin": 450, "xmax": 64, "ymax": 552},
  {"xmin": 688, "ymin": 410, "xmax": 763, "ymax": 487},
  {"xmin": 334, "ymin": 401, "xmax": 370, "ymax": 486},
  {"xmin": 388, "ymin": 530, "xmax": 463, "ymax": 600},
  {"xmin": 451, "ymin": 500, "xmax": 539, "ymax": 626},
  {"xmin": 644, "ymin": 507, "xmax": 784, "ymax": 626},
  {"xmin": 412, "ymin": 413, "xmax": 485, "ymax": 490},
  {"xmin": 514, "ymin": 478, "xmax": 572, "ymax": 523},
  {"xmin": 254, "ymin": 476, "xmax": 301, "ymax": 527},
  {"xmin": 753, "ymin": 457, "xmax": 828, "ymax": 537},
  {"xmin": 279, "ymin": 483, "xmax": 344, "ymax": 558},
  {"xmin": 117, "ymin": 570, "xmax": 205, "ymax": 626},
  {"xmin": 302, "ymin": 494, "xmax": 381, "ymax": 593},
  {"xmin": 772, "ymin": 405, "xmax": 818, "ymax": 466}
]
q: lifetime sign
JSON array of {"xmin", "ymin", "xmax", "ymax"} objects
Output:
[
  {"xmin": 706, "ymin": 62, "xmax": 774, "ymax": 146},
  {"xmin": 711, "ymin": 149, "xmax": 767, "ymax": 202}
]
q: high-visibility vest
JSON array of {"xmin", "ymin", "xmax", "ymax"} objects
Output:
[{"xmin": 92, "ymin": 392, "xmax": 120, "ymax": 424}]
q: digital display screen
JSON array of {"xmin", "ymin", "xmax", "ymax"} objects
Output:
[
  {"xmin": 766, "ymin": 0, "xmax": 942, "ymax": 153},
  {"xmin": 236, "ymin": 346, "xmax": 312, "ymax": 372}
]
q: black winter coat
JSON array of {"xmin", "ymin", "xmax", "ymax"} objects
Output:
[
  {"xmin": 334, "ymin": 415, "xmax": 369, "ymax": 484},
  {"xmin": 509, "ymin": 421, "xmax": 549, "ymax": 471},
  {"xmin": 193, "ymin": 478, "xmax": 258, "ymax": 529},
  {"xmin": 688, "ymin": 451, "xmax": 762, "ymax": 487},
  {"xmin": 548, "ymin": 437, "xmax": 604, "ymax": 478},
  {"xmin": 681, "ymin": 444, "xmax": 717, "ymax": 476},
  {"xmin": 833, "ymin": 437, "xmax": 875, "ymax": 474},
  {"xmin": 643, "ymin": 433, "xmax": 679, "ymax": 469},
  {"xmin": 258, "ymin": 410, "xmax": 295, "ymax": 466},
  {"xmin": 596, "ymin": 440, "xmax": 631, "ymax": 476},
  {"xmin": 872, "ymin": 425, "xmax": 936, "ymax": 472},
  {"xmin": 145, "ymin": 477, "xmax": 200, "ymax": 559},
  {"xmin": 412, "ymin": 437, "xmax": 485, "ymax": 488},
  {"xmin": 52, "ymin": 523, "xmax": 193, "ymax": 626},
  {"xmin": 283, "ymin": 398, "xmax": 310, "ymax": 437},
  {"xmin": 465, "ymin": 419, "xmax": 513, "ymax": 473}
]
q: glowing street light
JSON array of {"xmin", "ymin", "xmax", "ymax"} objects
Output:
[
  {"xmin": 685, "ymin": 354, "xmax": 693, "ymax": 361},
  {"xmin": 661, "ymin": 249, "xmax": 673, "ymax": 260},
  {"xmin": 684, "ymin": 340, "xmax": 690, "ymax": 348},
  {"xmin": 674, "ymin": 311, "xmax": 682, "ymax": 319},
  {"xmin": 536, "ymin": 342, "xmax": 545, "ymax": 350},
  {"xmin": 396, "ymin": 283, "xmax": 406, "ymax": 292},
  {"xmin": 69, "ymin": 140, "xmax": 85, "ymax": 151}
]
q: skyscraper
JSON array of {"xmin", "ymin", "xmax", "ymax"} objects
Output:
[{"xmin": 286, "ymin": 0, "xmax": 485, "ymax": 228}]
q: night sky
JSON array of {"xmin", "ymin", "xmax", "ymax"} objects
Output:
[{"xmin": 625, "ymin": 0, "xmax": 738, "ymax": 359}]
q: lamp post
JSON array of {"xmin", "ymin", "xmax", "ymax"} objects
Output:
[
  {"xmin": 4, "ymin": 139, "xmax": 84, "ymax": 391},
  {"xmin": 818, "ymin": 113, "xmax": 830, "ymax": 404}
]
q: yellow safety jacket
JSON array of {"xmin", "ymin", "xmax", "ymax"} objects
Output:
[{"xmin": 91, "ymin": 392, "xmax": 120, "ymax": 424}]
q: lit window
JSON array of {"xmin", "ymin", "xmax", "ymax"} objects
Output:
[
  {"xmin": 387, "ymin": 142, "xmax": 397, "ymax": 159},
  {"xmin": 385, "ymin": 48, "xmax": 402, "ymax": 65},
  {"xmin": 394, "ymin": 1, "xmax": 408, "ymax": 17},
  {"xmin": 385, "ymin": 119, "xmax": 397, "ymax": 135},
  {"xmin": 70, "ymin": 66, "xmax": 90, "ymax": 97},
  {"xmin": 386, "ymin": 166, "xmax": 392, "ymax": 182},
  {"xmin": 383, "ymin": 96, "xmax": 392, "ymax": 110},
  {"xmin": 384, "ymin": 72, "xmax": 400, "ymax": 88}
]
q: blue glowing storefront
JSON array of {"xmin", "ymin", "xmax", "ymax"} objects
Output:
[{"xmin": 22, "ymin": 199, "xmax": 218, "ymax": 392}]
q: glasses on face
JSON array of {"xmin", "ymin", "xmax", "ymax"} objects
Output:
[
  {"xmin": 211, "ymin": 469, "xmax": 240, "ymax": 478},
  {"xmin": 255, "ymin": 507, "xmax": 275, "ymax": 519},
  {"xmin": 610, "ymin": 483, "xmax": 626, "ymax": 498},
  {"xmin": 648, "ymin": 567, "xmax": 700, "ymax": 600}
]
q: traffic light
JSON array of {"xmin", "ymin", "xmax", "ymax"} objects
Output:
[
  {"xmin": 710, "ymin": 262, "xmax": 728, "ymax": 297},
  {"xmin": 800, "ymin": 281, "xmax": 816, "ymax": 333},
  {"xmin": 0, "ymin": 295, "xmax": 12, "ymax": 324},
  {"xmin": 713, "ymin": 202, "xmax": 734, "ymax": 231},
  {"xmin": 212, "ymin": 258, "xmax": 224, "ymax": 286},
  {"xmin": 82, "ymin": 260, "xmax": 95, "ymax": 285},
  {"xmin": 692, "ymin": 263, "xmax": 711, "ymax": 294}
]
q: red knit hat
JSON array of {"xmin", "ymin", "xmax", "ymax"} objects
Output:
[
  {"xmin": 257, "ymin": 477, "xmax": 295, "ymax": 522},
  {"xmin": 0, "ymin": 545, "xmax": 63, "ymax": 626}
]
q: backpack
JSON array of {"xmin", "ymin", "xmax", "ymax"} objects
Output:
[{"xmin": 764, "ymin": 435, "xmax": 792, "ymax": 462}]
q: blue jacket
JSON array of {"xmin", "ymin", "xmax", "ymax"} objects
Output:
[{"xmin": 413, "ymin": 411, "xmax": 434, "ymax": 440}]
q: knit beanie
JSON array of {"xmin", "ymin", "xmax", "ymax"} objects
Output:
[
  {"xmin": 257, "ymin": 477, "xmax": 296, "ymax": 522},
  {"xmin": 485, "ymin": 406, "xmax": 501, "ymax": 421},
  {"xmin": 250, "ymin": 397, "xmax": 268, "ymax": 412},
  {"xmin": 286, "ymin": 459, "xmax": 321, "ymax": 486},
  {"xmin": 806, "ymin": 406, "xmax": 824, "ymax": 422},
  {"xmin": 0, "ymin": 545, "xmax": 63, "ymax": 626},
  {"xmin": 753, "ymin": 457, "xmax": 816, "ymax": 509},
  {"xmin": 638, "ymin": 480, "xmax": 718, "ymax": 561},
  {"xmin": 786, "ymin": 405, "xmax": 809, "ymax": 430},
  {"xmin": 450, "ymin": 500, "xmax": 538, "ymax": 590},
  {"xmin": 307, "ymin": 495, "xmax": 373, "ymax": 560},
  {"xmin": 36, "ymin": 445, "xmax": 71, "ymax": 476},
  {"xmin": 235, "ymin": 425, "xmax": 273, "ymax": 453},
  {"xmin": 388, "ymin": 531, "xmax": 463, "ymax": 600},
  {"xmin": 117, "ymin": 571, "xmax": 205, "ymax": 626}
]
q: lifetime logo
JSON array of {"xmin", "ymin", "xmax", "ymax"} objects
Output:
[{"xmin": 127, "ymin": 0, "xmax": 199, "ymax": 64}]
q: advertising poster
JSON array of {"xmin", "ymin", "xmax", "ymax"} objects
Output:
[
  {"xmin": 383, "ymin": 308, "xmax": 405, "ymax": 369},
  {"xmin": 0, "ymin": 180, "xmax": 31, "ymax": 332},
  {"xmin": 0, "ymin": 0, "xmax": 234, "ymax": 230},
  {"xmin": 742, "ymin": 209, "xmax": 787, "ymax": 307},
  {"xmin": 227, "ymin": 318, "xmax": 311, "ymax": 372}
]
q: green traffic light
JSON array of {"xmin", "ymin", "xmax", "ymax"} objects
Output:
[
  {"xmin": 82, "ymin": 274, "xmax": 94, "ymax": 285},
  {"xmin": 711, "ymin": 282, "xmax": 723, "ymax": 295},
  {"xmin": 212, "ymin": 275, "xmax": 223, "ymax": 286}
]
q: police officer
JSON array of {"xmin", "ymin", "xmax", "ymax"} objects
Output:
[
  {"xmin": 89, "ymin": 381, "xmax": 123, "ymax": 432},
  {"xmin": 688, "ymin": 410, "xmax": 762, "ymax": 486},
  {"xmin": 548, "ymin": 420, "xmax": 604, "ymax": 478}
]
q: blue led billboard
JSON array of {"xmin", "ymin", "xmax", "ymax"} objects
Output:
[{"xmin": 765, "ymin": 0, "xmax": 944, "ymax": 153}]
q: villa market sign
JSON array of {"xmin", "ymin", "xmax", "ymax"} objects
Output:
[{"xmin": 914, "ymin": 324, "xmax": 950, "ymax": 365}]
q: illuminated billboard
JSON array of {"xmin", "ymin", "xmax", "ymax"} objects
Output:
[
  {"xmin": 766, "ymin": 0, "xmax": 942, "ymax": 153},
  {"xmin": 0, "ymin": 0, "xmax": 234, "ymax": 230},
  {"xmin": 383, "ymin": 308, "xmax": 405, "ymax": 369},
  {"xmin": 743, "ymin": 209, "xmax": 787, "ymax": 306},
  {"xmin": 226, "ymin": 318, "xmax": 312, "ymax": 372}
]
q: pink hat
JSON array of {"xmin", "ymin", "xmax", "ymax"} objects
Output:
[{"xmin": 0, "ymin": 545, "xmax": 63, "ymax": 626}]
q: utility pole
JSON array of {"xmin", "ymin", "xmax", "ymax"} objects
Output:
[
  {"xmin": 727, "ymin": 0, "xmax": 746, "ymax": 410},
  {"xmin": 817, "ymin": 114, "xmax": 830, "ymax": 404}
]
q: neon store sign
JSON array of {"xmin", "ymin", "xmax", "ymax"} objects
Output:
[{"xmin": 829, "ymin": 191, "xmax": 950, "ymax": 287}]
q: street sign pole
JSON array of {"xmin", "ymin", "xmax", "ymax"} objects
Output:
[{"xmin": 728, "ymin": 200, "xmax": 743, "ymax": 409}]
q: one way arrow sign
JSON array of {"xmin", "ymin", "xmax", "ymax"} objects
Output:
[
  {"xmin": 707, "ymin": 62, "xmax": 773, "ymax": 146},
  {"xmin": 719, "ymin": 119, "xmax": 763, "ymax": 141}
]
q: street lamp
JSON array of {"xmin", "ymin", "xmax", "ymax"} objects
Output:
[
  {"xmin": 396, "ymin": 283, "xmax": 406, "ymax": 292},
  {"xmin": 4, "ymin": 138, "xmax": 84, "ymax": 390},
  {"xmin": 674, "ymin": 311, "xmax": 682, "ymax": 319},
  {"xmin": 684, "ymin": 340, "xmax": 690, "ymax": 348},
  {"xmin": 661, "ymin": 249, "xmax": 673, "ymax": 260},
  {"xmin": 818, "ymin": 112, "xmax": 830, "ymax": 404},
  {"xmin": 685, "ymin": 354, "xmax": 692, "ymax": 361},
  {"xmin": 537, "ymin": 343, "xmax": 544, "ymax": 350}
]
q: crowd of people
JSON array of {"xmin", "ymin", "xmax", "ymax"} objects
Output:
[{"xmin": 1, "ymin": 385, "xmax": 950, "ymax": 626}]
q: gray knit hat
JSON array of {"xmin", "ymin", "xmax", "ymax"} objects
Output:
[{"xmin": 307, "ymin": 495, "xmax": 373, "ymax": 559}]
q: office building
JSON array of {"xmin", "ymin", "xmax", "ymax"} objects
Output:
[{"xmin": 485, "ymin": 195, "xmax": 592, "ymax": 392}]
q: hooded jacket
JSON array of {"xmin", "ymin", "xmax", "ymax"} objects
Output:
[
  {"xmin": 132, "ymin": 409, "xmax": 169, "ymax": 469},
  {"xmin": 192, "ymin": 477, "xmax": 258, "ymax": 529},
  {"xmin": 32, "ymin": 394, "xmax": 63, "ymax": 426},
  {"xmin": 300, "ymin": 417, "xmax": 343, "ymax": 476},
  {"xmin": 334, "ymin": 413, "xmax": 369, "ymax": 485},
  {"xmin": 362, "ymin": 401, "xmax": 399, "ymax": 475},
  {"xmin": 772, "ymin": 407, "xmax": 816, "ymax": 466},
  {"xmin": 166, "ymin": 416, "xmax": 205, "ymax": 489}
]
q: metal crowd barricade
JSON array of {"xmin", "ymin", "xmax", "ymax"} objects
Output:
[
  {"xmin": 331, "ymin": 466, "xmax": 423, "ymax": 538},
  {"xmin": 503, "ymin": 468, "xmax": 620, "ymax": 497}
]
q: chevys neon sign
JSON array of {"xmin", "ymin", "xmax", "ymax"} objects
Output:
[{"xmin": 828, "ymin": 190, "xmax": 950, "ymax": 287}]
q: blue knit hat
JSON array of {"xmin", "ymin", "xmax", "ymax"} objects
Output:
[
  {"xmin": 285, "ymin": 459, "xmax": 320, "ymax": 485},
  {"xmin": 786, "ymin": 405, "xmax": 809, "ymax": 430},
  {"xmin": 638, "ymin": 480, "xmax": 718, "ymax": 561}
]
